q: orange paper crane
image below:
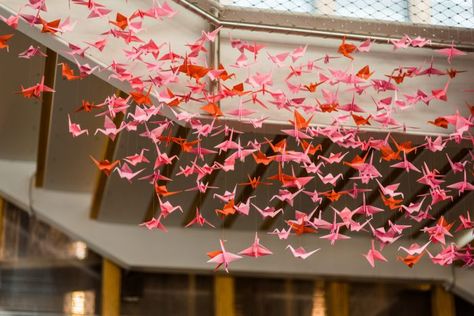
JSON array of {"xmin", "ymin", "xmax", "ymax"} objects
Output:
[
  {"xmin": 289, "ymin": 110, "xmax": 313, "ymax": 130},
  {"xmin": 446, "ymin": 68, "xmax": 466, "ymax": 79},
  {"xmin": 0, "ymin": 34, "xmax": 14, "ymax": 50},
  {"xmin": 300, "ymin": 140, "xmax": 322, "ymax": 156},
  {"xmin": 380, "ymin": 192, "xmax": 403, "ymax": 210},
  {"xmin": 380, "ymin": 145, "xmax": 401, "ymax": 162},
  {"xmin": 287, "ymin": 220, "xmax": 316, "ymax": 236},
  {"xmin": 252, "ymin": 151, "xmax": 274, "ymax": 165},
  {"xmin": 75, "ymin": 100, "xmax": 101, "ymax": 112},
  {"xmin": 303, "ymin": 81, "xmax": 325, "ymax": 93},
  {"xmin": 239, "ymin": 175, "xmax": 271, "ymax": 189},
  {"xmin": 352, "ymin": 113, "xmax": 372, "ymax": 126},
  {"xmin": 154, "ymin": 182, "xmax": 181, "ymax": 197},
  {"xmin": 90, "ymin": 156, "xmax": 119, "ymax": 176},
  {"xmin": 356, "ymin": 65, "xmax": 374, "ymax": 80},
  {"xmin": 201, "ymin": 103, "xmax": 222, "ymax": 117},
  {"xmin": 265, "ymin": 137, "xmax": 287, "ymax": 153},
  {"xmin": 337, "ymin": 37, "xmax": 357, "ymax": 59},
  {"xmin": 179, "ymin": 139, "xmax": 200, "ymax": 153},
  {"xmin": 59, "ymin": 63, "xmax": 82, "ymax": 80},
  {"xmin": 177, "ymin": 56, "xmax": 209, "ymax": 80},
  {"xmin": 321, "ymin": 190, "xmax": 346, "ymax": 202},
  {"xmin": 40, "ymin": 18, "xmax": 61, "ymax": 34},
  {"xmin": 215, "ymin": 199, "xmax": 236, "ymax": 217},
  {"xmin": 391, "ymin": 137, "xmax": 417, "ymax": 155},
  {"xmin": 398, "ymin": 253, "xmax": 424, "ymax": 268},
  {"xmin": 344, "ymin": 152, "xmax": 369, "ymax": 169},
  {"xmin": 110, "ymin": 13, "xmax": 128, "ymax": 30},
  {"xmin": 428, "ymin": 117, "xmax": 449, "ymax": 129},
  {"xmin": 130, "ymin": 86, "xmax": 152, "ymax": 106}
]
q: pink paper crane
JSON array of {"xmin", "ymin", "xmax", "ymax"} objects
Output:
[
  {"xmin": 207, "ymin": 240, "xmax": 242, "ymax": 273},
  {"xmin": 68, "ymin": 115, "xmax": 89, "ymax": 137},
  {"xmin": 364, "ymin": 240, "xmax": 388, "ymax": 267},
  {"xmin": 185, "ymin": 208, "xmax": 215, "ymax": 228},
  {"xmin": 447, "ymin": 171, "xmax": 474, "ymax": 195},
  {"xmin": 124, "ymin": 149, "xmax": 150, "ymax": 166},
  {"xmin": 286, "ymin": 245, "xmax": 320, "ymax": 259},
  {"xmin": 455, "ymin": 211, "xmax": 474, "ymax": 232},
  {"xmin": 252, "ymin": 204, "xmax": 284, "ymax": 219},
  {"xmin": 158, "ymin": 196, "xmax": 183, "ymax": 218},
  {"xmin": 390, "ymin": 152, "xmax": 420, "ymax": 173},
  {"xmin": 446, "ymin": 153, "xmax": 468, "ymax": 174},
  {"xmin": 436, "ymin": 41, "xmax": 467, "ymax": 64},
  {"xmin": 239, "ymin": 233, "xmax": 273, "ymax": 258},
  {"xmin": 115, "ymin": 163, "xmax": 144, "ymax": 182},
  {"xmin": 140, "ymin": 215, "xmax": 167, "ymax": 232},
  {"xmin": 398, "ymin": 242, "xmax": 431, "ymax": 256}
]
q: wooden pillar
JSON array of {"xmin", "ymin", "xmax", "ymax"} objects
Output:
[
  {"xmin": 188, "ymin": 274, "xmax": 196, "ymax": 316},
  {"xmin": 285, "ymin": 279, "xmax": 295, "ymax": 316},
  {"xmin": 311, "ymin": 281, "xmax": 327, "ymax": 316},
  {"xmin": 431, "ymin": 285, "xmax": 455, "ymax": 316},
  {"xmin": 89, "ymin": 90, "xmax": 126, "ymax": 219},
  {"xmin": 35, "ymin": 48, "xmax": 58, "ymax": 187},
  {"xmin": 214, "ymin": 275, "xmax": 236, "ymax": 316},
  {"xmin": 102, "ymin": 258, "xmax": 121, "ymax": 316},
  {"xmin": 0, "ymin": 197, "xmax": 4, "ymax": 259},
  {"xmin": 326, "ymin": 281, "xmax": 349, "ymax": 316}
]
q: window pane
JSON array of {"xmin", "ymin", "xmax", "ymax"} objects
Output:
[
  {"xmin": 228, "ymin": 0, "xmax": 315, "ymax": 13},
  {"xmin": 431, "ymin": 0, "xmax": 474, "ymax": 28},
  {"xmin": 335, "ymin": 0, "xmax": 409, "ymax": 22}
]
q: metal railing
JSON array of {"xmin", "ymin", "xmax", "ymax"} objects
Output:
[{"xmin": 174, "ymin": 0, "xmax": 474, "ymax": 49}]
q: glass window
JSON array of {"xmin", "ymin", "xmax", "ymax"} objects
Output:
[
  {"xmin": 431, "ymin": 0, "xmax": 474, "ymax": 28},
  {"xmin": 0, "ymin": 203, "xmax": 101, "ymax": 314},
  {"xmin": 228, "ymin": 0, "xmax": 315, "ymax": 13},
  {"xmin": 335, "ymin": 0, "xmax": 409, "ymax": 22}
]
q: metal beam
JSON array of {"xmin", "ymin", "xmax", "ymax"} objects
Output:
[
  {"xmin": 89, "ymin": 91, "xmax": 127, "ymax": 219},
  {"xmin": 172, "ymin": 0, "xmax": 474, "ymax": 51},
  {"xmin": 222, "ymin": 134, "xmax": 287, "ymax": 229},
  {"xmin": 35, "ymin": 48, "xmax": 58, "ymax": 187}
]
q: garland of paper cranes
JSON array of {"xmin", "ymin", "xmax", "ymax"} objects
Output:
[{"xmin": 1, "ymin": 0, "xmax": 473, "ymax": 272}]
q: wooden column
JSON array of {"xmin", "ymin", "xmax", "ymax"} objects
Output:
[
  {"xmin": 0, "ymin": 197, "xmax": 4, "ymax": 259},
  {"xmin": 214, "ymin": 275, "xmax": 236, "ymax": 316},
  {"xmin": 188, "ymin": 274, "xmax": 197, "ymax": 316},
  {"xmin": 35, "ymin": 48, "xmax": 58, "ymax": 187},
  {"xmin": 102, "ymin": 258, "xmax": 121, "ymax": 316},
  {"xmin": 326, "ymin": 281, "xmax": 349, "ymax": 316},
  {"xmin": 285, "ymin": 279, "xmax": 295, "ymax": 316},
  {"xmin": 431, "ymin": 285, "xmax": 455, "ymax": 316}
]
